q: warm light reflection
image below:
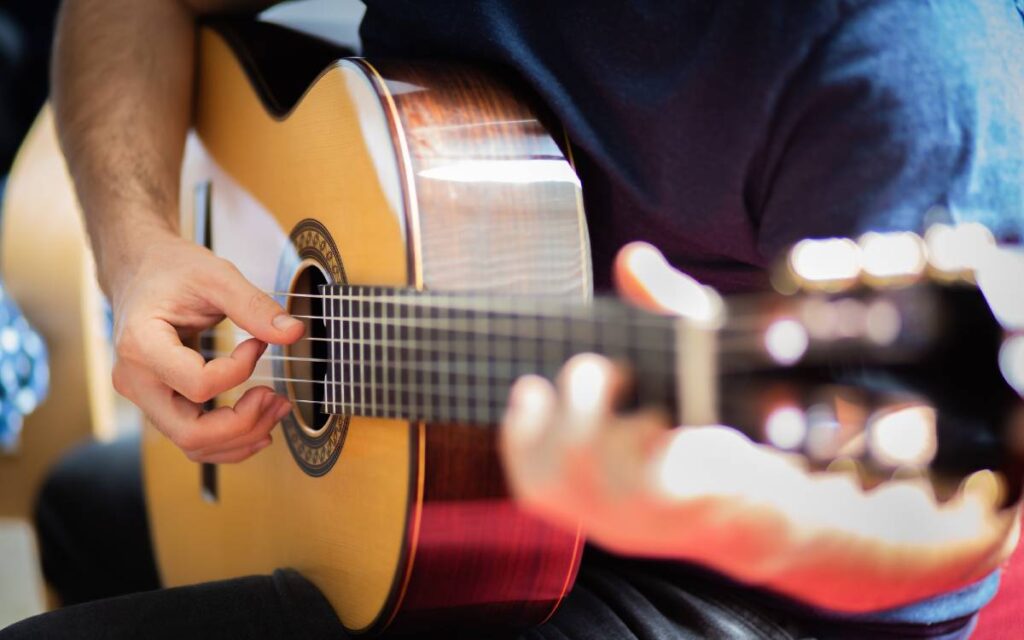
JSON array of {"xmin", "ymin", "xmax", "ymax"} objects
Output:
[
  {"xmin": 925, "ymin": 222, "xmax": 995, "ymax": 274},
  {"xmin": 765, "ymin": 406, "xmax": 807, "ymax": 450},
  {"xmin": 868, "ymin": 404, "xmax": 938, "ymax": 468},
  {"xmin": 805, "ymin": 404, "xmax": 841, "ymax": 461},
  {"xmin": 1000, "ymin": 335, "xmax": 1024, "ymax": 396},
  {"xmin": 789, "ymin": 238, "xmax": 861, "ymax": 284},
  {"xmin": 801, "ymin": 298, "xmax": 840, "ymax": 340},
  {"xmin": 976, "ymin": 247, "xmax": 1024, "ymax": 330},
  {"xmin": 835, "ymin": 299, "xmax": 867, "ymax": 338},
  {"xmin": 864, "ymin": 299, "xmax": 902, "ymax": 346},
  {"xmin": 859, "ymin": 231, "xmax": 927, "ymax": 281},
  {"xmin": 419, "ymin": 159, "xmax": 581, "ymax": 185},
  {"xmin": 764, "ymin": 318, "xmax": 809, "ymax": 365}
]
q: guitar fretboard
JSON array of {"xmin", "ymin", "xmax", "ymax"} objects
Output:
[{"xmin": 314, "ymin": 285, "xmax": 678, "ymax": 425}]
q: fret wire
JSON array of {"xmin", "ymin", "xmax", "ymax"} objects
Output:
[
  {"xmin": 380, "ymin": 294, "xmax": 387, "ymax": 419},
  {"xmin": 372, "ymin": 292, "xmax": 380, "ymax": 417},
  {"xmin": 423, "ymin": 301, "xmax": 433, "ymax": 422},
  {"xmin": 476, "ymin": 305, "xmax": 490, "ymax": 424},
  {"xmin": 326, "ymin": 289, "xmax": 334, "ymax": 414},
  {"xmin": 396, "ymin": 299, "xmax": 405, "ymax": 419},
  {"xmin": 344, "ymin": 295, "xmax": 352, "ymax": 415},
  {"xmin": 336, "ymin": 293, "xmax": 343, "ymax": 415}
]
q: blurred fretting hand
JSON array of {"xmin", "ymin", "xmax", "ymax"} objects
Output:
[{"xmin": 500, "ymin": 242, "xmax": 1021, "ymax": 613}]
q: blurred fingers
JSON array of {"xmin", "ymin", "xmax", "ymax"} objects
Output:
[{"xmin": 613, "ymin": 242, "xmax": 721, "ymax": 323}]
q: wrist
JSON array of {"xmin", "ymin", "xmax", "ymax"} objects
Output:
[{"xmin": 90, "ymin": 214, "xmax": 180, "ymax": 302}]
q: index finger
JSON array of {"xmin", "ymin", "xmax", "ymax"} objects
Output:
[{"xmin": 204, "ymin": 261, "xmax": 305, "ymax": 345}]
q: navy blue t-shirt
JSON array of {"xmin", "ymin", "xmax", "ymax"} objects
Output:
[{"xmin": 360, "ymin": 0, "xmax": 1024, "ymax": 634}]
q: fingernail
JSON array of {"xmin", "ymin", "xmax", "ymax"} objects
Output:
[
  {"xmin": 505, "ymin": 377, "xmax": 552, "ymax": 446},
  {"xmin": 566, "ymin": 355, "xmax": 609, "ymax": 417},
  {"xmin": 273, "ymin": 399, "xmax": 292, "ymax": 421},
  {"xmin": 259, "ymin": 392, "xmax": 274, "ymax": 413},
  {"xmin": 273, "ymin": 314, "xmax": 304, "ymax": 332}
]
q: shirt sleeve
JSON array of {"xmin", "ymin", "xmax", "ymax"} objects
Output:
[{"xmin": 751, "ymin": 0, "xmax": 1024, "ymax": 259}]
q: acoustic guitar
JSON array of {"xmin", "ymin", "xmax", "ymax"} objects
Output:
[{"xmin": 9, "ymin": 18, "xmax": 1022, "ymax": 635}]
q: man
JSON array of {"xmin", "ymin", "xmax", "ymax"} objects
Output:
[{"xmin": 5, "ymin": 0, "xmax": 1024, "ymax": 638}]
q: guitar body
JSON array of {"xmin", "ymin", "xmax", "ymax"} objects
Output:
[{"xmin": 145, "ymin": 23, "xmax": 586, "ymax": 633}]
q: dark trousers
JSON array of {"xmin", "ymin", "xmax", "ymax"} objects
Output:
[{"xmin": 1, "ymin": 438, "xmax": 976, "ymax": 639}]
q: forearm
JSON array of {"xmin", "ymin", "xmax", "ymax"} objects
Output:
[
  {"xmin": 52, "ymin": 0, "xmax": 196, "ymax": 297},
  {"xmin": 51, "ymin": 0, "xmax": 276, "ymax": 299}
]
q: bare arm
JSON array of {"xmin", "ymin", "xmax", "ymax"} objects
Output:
[
  {"xmin": 52, "ymin": 0, "xmax": 300, "ymax": 463},
  {"xmin": 52, "ymin": 0, "xmax": 275, "ymax": 295}
]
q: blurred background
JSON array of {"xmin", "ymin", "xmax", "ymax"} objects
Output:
[
  {"xmin": 0, "ymin": 0, "xmax": 62, "ymax": 626},
  {"xmin": 0, "ymin": 0, "xmax": 59, "ymax": 177}
]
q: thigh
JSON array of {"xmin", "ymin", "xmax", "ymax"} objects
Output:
[
  {"xmin": 0, "ymin": 569, "xmax": 345, "ymax": 640},
  {"xmin": 523, "ymin": 551, "xmax": 799, "ymax": 640},
  {"xmin": 34, "ymin": 435, "xmax": 160, "ymax": 604}
]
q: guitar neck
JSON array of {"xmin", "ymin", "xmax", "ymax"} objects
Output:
[
  {"xmin": 292, "ymin": 282, "xmax": 950, "ymax": 432},
  {"xmin": 310, "ymin": 285, "xmax": 686, "ymax": 426}
]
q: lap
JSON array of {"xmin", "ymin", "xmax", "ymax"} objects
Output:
[{"xmin": 8, "ymin": 437, "xmax": 976, "ymax": 640}]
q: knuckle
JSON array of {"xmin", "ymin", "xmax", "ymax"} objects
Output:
[
  {"xmin": 173, "ymin": 430, "xmax": 201, "ymax": 452},
  {"xmin": 182, "ymin": 380, "xmax": 213, "ymax": 404},
  {"xmin": 114, "ymin": 326, "xmax": 138, "ymax": 360}
]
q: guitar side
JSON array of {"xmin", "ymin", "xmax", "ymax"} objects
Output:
[{"xmin": 145, "ymin": 23, "xmax": 586, "ymax": 634}]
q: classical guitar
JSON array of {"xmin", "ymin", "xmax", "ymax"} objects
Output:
[{"xmin": 10, "ymin": 18, "xmax": 1022, "ymax": 635}]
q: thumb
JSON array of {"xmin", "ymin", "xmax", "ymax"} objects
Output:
[
  {"xmin": 208, "ymin": 262, "xmax": 305, "ymax": 345},
  {"xmin": 613, "ymin": 242, "xmax": 721, "ymax": 323}
]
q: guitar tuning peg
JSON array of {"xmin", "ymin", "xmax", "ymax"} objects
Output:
[
  {"xmin": 977, "ymin": 248, "xmax": 1024, "ymax": 330},
  {"xmin": 891, "ymin": 465, "xmax": 929, "ymax": 481},
  {"xmin": 784, "ymin": 238, "xmax": 862, "ymax": 293},
  {"xmin": 764, "ymin": 405, "xmax": 808, "ymax": 450},
  {"xmin": 958, "ymin": 469, "xmax": 1008, "ymax": 511},
  {"xmin": 1000, "ymin": 334, "xmax": 1024, "ymax": 396},
  {"xmin": 925, "ymin": 222, "xmax": 996, "ymax": 282},
  {"xmin": 857, "ymin": 231, "xmax": 928, "ymax": 287},
  {"xmin": 866, "ymin": 403, "xmax": 938, "ymax": 469}
]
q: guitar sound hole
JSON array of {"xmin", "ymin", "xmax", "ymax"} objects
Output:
[{"xmin": 286, "ymin": 264, "xmax": 331, "ymax": 434}]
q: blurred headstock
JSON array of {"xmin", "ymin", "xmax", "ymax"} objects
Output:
[{"xmin": 719, "ymin": 224, "xmax": 1024, "ymax": 503}]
